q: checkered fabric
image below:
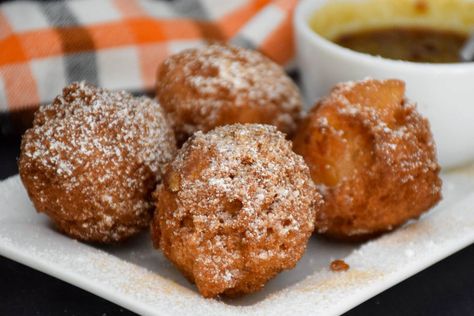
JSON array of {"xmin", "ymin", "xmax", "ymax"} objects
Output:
[{"xmin": 0, "ymin": 0, "xmax": 298, "ymax": 115}]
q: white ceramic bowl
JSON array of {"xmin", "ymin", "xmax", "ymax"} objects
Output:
[{"xmin": 294, "ymin": 0, "xmax": 474, "ymax": 168}]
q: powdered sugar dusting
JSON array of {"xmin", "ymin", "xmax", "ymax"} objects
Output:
[
  {"xmin": 332, "ymin": 79, "xmax": 439, "ymax": 183},
  {"xmin": 19, "ymin": 82, "xmax": 177, "ymax": 242},
  {"xmin": 156, "ymin": 124, "xmax": 321, "ymax": 297},
  {"xmin": 157, "ymin": 44, "xmax": 302, "ymax": 141},
  {"xmin": 294, "ymin": 79, "xmax": 441, "ymax": 238}
]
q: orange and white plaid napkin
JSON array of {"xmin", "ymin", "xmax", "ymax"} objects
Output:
[{"xmin": 0, "ymin": 0, "xmax": 298, "ymax": 118}]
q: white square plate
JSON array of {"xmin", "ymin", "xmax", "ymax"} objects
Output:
[{"xmin": 1, "ymin": 166, "xmax": 473, "ymax": 315}]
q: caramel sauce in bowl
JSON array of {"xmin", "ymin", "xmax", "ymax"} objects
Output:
[
  {"xmin": 295, "ymin": 0, "xmax": 474, "ymax": 168},
  {"xmin": 334, "ymin": 27, "xmax": 468, "ymax": 63}
]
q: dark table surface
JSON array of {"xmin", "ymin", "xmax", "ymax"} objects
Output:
[{"xmin": 1, "ymin": 134, "xmax": 473, "ymax": 316}]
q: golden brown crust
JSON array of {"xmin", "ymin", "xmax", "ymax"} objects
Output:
[
  {"xmin": 293, "ymin": 79, "xmax": 442, "ymax": 240},
  {"xmin": 152, "ymin": 124, "xmax": 322, "ymax": 298},
  {"xmin": 19, "ymin": 82, "xmax": 177, "ymax": 243},
  {"xmin": 156, "ymin": 43, "xmax": 303, "ymax": 144}
]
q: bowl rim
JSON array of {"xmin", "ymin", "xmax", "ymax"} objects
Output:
[{"xmin": 294, "ymin": 0, "xmax": 474, "ymax": 71}]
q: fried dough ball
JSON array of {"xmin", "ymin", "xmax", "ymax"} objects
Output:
[
  {"xmin": 152, "ymin": 124, "xmax": 321, "ymax": 298},
  {"xmin": 293, "ymin": 79, "xmax": 442, "ymax": 240},
  {"xmin": 19, "ymin": 82, "xmax": 177, "ymax": 243},
  {"xmin": 156, "ymin": 43, "xmax": 303, "ymax": 144}
]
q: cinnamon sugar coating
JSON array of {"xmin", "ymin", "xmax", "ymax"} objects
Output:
[
  {"xmin": 156, "ymin": 43, "xmax": 303, "ymax": 144},
  {"xmin": 19, "ymin": 82, "xmax": 177, "ymax": 243},
  {"xmin": 293, "ymin": 79, "xmax": 442, "ymax": 240},
  {"xmin": 152, "ymin": 124, "xmax": 322, "ymax": 298}
]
